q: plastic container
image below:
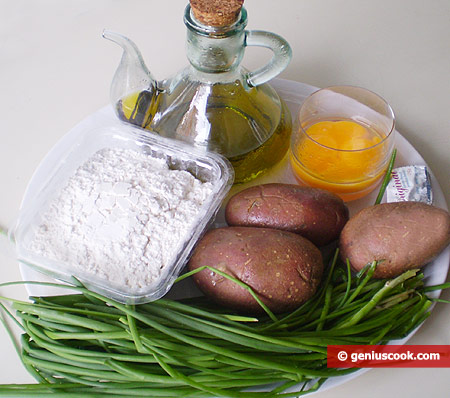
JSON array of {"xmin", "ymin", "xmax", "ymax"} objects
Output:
[{"xmin": 12, "ymin": 121, "xmax": 234, "ymax": 304}]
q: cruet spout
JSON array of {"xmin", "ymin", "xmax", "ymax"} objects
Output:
[{"xmin": 103, "ymin": 30, "xmax": 158, "ymax": 128}]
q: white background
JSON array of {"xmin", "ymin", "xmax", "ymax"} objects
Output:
[{"xmin": 0, "ymin": 1, "xmax": 449, "ymax": 397}]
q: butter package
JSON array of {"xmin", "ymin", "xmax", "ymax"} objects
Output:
[{"xmin": 386, "ymin": 165, "xmax": 433, "ymax": 205}]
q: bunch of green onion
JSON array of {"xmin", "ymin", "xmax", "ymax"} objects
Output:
[{"xmin": 0, "ymin": 251, "xmax": 447, "ymax": 397}]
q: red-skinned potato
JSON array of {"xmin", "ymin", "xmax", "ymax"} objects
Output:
[
  {"xmin": 225, "ymin": 183, "xmax": 349, "ymax": 246},
  {"xmin": 187, "ymin": 226, "xmax": 324, "ymax": 314},
  {"xmin": 339, "ymin": 201, "xmax": 450, "ymax": 278}
]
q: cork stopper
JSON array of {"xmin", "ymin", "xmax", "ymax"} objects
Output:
[{"xmin": 190, "ymin": 0, "xmax": 244, "ymax": 27}]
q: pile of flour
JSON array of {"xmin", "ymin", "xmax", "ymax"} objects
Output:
[{"xmin": 29, "ymin": 147, "xmax": 213, "ymax": 293}]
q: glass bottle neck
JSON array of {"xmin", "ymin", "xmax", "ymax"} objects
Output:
[{"xmin": 184, "ymin": 5, "xmax": 247, "ymax": 74}]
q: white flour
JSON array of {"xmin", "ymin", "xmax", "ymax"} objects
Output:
[{"xmin": 29, "ymin": 147, "xmax": 213, "ymax": 293}]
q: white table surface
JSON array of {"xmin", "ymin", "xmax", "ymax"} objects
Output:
[{"xmin": 0, "ymin": 0, "xmax": 449, "ymax": 396}]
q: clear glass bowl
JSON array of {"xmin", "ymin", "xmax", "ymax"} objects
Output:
[{"xmin": 290, "ymin": 86, "xmax": 395, "ymax": 201}]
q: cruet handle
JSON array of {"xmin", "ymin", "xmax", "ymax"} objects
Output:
[{"xmin": 244, "ymin": 30, "xmax": 292, "ymax": 87}]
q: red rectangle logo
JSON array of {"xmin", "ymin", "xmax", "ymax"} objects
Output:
[{"xmin": 327, "ymin": 345, "xmax": 450, "ymax": 368}]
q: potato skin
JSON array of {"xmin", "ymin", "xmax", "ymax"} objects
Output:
[
  {"xmin": 339, "ymin": 202, "xmax": 450, "ymax": 278},
  {"xmin": 188, "ymin": 226, "xmax": 323, "ymax": 314},
  {"xmin": 225, "ymin": 183, "xmax": 349, "ymax": 246}
]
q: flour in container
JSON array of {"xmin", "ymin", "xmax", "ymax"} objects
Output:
[{"xmin": 29, "ymin": 147, "xmax": 214, "ymax": 292}]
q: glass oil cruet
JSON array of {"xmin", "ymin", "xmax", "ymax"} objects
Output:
[{"xmin": 103, "ymin": 0, "xmax": 292, "ymax": 184}]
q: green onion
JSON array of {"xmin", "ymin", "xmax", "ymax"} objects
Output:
[
  {"xmin": 0, "ymin": 249, "xmax": 445, "ymax": 397},
  {"xmin": 374, "ymin": 148, "xmax": 397, "ymax": 205}
]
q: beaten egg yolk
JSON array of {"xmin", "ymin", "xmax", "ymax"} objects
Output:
[{"xmin": 290, "ymin": 120, "xmax": 386, "ymax": 200}]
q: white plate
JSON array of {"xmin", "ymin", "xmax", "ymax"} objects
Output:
[{"xmin": 18, "ymin": 78, "xmax": 450, "ymax": 394}]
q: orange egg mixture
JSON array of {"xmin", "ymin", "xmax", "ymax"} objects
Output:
[{"xmin": 290, "ymin": 119, "xmax": 387, "ymax": 201}]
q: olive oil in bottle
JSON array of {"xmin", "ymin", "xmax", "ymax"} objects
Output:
[
  {"xmin": 227, "ymin": 101, "xmax": 291, "ymax": 183},
  {"xmin": 108, "ymin": 0, "xmax": 292, "ymax": 184},
  {"xmin": 117, "ymin": 79, "xmax": 291, "ymax": 184}
]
